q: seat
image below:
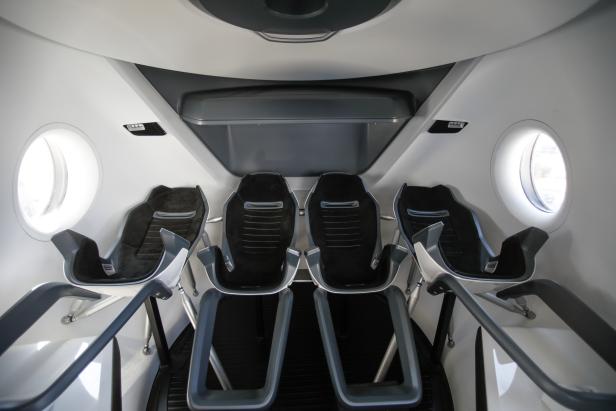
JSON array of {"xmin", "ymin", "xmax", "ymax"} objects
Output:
[
  {"xmin": 52, "ymin": 186, "xmax": 207, "ymax": 296},
  {"xmin": 395, "ymin": 184, "xmax": 549, "ymax": 292},
  {"xmin": 51, "ymin": 186, "xmax": 236, "ymax": 381},
  {"xmin": 188, "ymin": 173, "xmax": 299, "ymax": 410},
  {"xmin": 305, "ymin": 173, "xmax": 422, "ymax": 409}
]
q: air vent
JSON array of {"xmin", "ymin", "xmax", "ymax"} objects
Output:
[
  {"xmin": 123, "ymin": 122, "xmax": 166, "ymax": 136},
  {"xmin": 428, "ymin": 120, "xmax": 468, "ymax": 134}
]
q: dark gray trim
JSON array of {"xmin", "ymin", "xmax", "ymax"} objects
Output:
[
  {"xmin": 144, "ymin": 297, "xmax": 171, "ymax": 367},
  {"xmin": 243, "ymin": 201, "xmax": 283, "ymax": 210},
  {"xmin": 320, "ymin": 200, "xmax": 359, "ymax": 209},
  {"xmin": 111, "ymin": 337, "xmax": 122, "ymax": 411},
  {"xmin": 497, "ymin": 279, "xmax": 616, "ymax": 371},
  {"xmin": 475, "ymin": 328, "xmax": 487, "ymax": 411},
  {"xmin": 313, "ymin": 287, "xmax": 422, "ymax": 409},
  {"xmin": 0, "ymin": 281, "xmax": 171, "ymax": 411},
  {"xmin": 428, "ymin": 274, "xmax": 616, "ymax": 411},
  {"xmin": 407, "ymin": 208, "xmax": 450, "ymax": 218},
  {"xmin": 187, "ymin": 288, "xmax": 293, "ymax": 410},
  {"xmin": 181, "ymin": 88, "xmax": 413, "ymax": 126},
  {"xmin": 137, "ymin": 62, "xmax": 451, "ymax": 112}
]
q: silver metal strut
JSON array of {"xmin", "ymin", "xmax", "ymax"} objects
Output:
[{"xmin": 374, "ymin": 274, "xmax": 424, "ymax": 383}]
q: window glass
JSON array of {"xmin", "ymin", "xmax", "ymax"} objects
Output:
[
  {"xmin": 16, "ymin": 127, "xmax": 99, "ymax": 237},
  {"xmin": 520, "ymin": 132, "xmax": 567, "ymax": 213}
]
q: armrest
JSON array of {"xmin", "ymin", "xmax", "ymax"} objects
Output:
[
  {"xmin": 151, "ymin": 228, "xmax": 191, "ymax": 291},
  {"xmin": 198, "ymin": 247, "xmax": 300, "ymax": 295},
  {"xmin": 378, "ymin": 243, "xmax": 409, "ymax": 275},
  {"xmin": 188, "ymin": 288, "xmax": 293, "ymax": 410},
  {"xmin": 313, "ymin": 287, "xmax": 422, "ymax": 408},
  {"xmin": 51, "ymin": 230, "xmax": 107, "ymax": 283},
  {"xmin": 492, "ymin": 227, "xmax": 548, "ymax": 279},
  {"xmin": 412, "ymin": 222, "xmax": 455, "ymax": 284}
]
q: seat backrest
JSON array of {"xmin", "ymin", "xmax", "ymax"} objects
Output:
[
  {"xmin": 221, "ymin": 173, "xmax": 296, "ymax": 288},
  {"xmin": 307, "ymin": 173, "xmax": 382, "ymax": 288},
  {"xmin": 115, "ymin": 186, "xmax": 207, "ymax": 279},
  {"xmin": 396, "ymin": 184, "xmax": 490, "ymax": 275}
]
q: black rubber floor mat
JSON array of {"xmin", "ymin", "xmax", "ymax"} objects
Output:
[{"xmin": 147, "ymin": 283, "xmax": 452, "ymax": 410}]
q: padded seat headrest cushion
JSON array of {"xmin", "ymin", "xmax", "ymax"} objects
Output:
[{"xmin": 236, "ymin": 173, "xmax": 290, "ymax": 202}]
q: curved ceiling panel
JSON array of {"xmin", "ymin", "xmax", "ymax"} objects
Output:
[{"xmin": 0, "ymin": 0, "xmax": 598, "ymax": 80}]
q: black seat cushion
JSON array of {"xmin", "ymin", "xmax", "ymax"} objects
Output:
[
  {"xmin": 218, "ymin": 173, "xmax": 296, "ymax": 289},
  {"xmin": 307, "ymin": 173, "xmax": 388, "ymax": 289},
  {"xmin": 115, "ymin": 186, "xmax": 206, "ymax": 279},
  {"xmin": 73, "ymin": 186, "xmax": 206, "ymax": 283},
  {"xmin": 396, "ymin": 185, "xmax": 487, "ymax": 276}
]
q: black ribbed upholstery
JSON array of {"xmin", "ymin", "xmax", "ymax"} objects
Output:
[
  {"xmin": 397, "ymin": 185, "xmax": 484, "ymax": 276},
  {"xmin": 238, "ymin": 207, "xmax": 287, "ymax": 255},
  {"xmin": 136, "ymin": 215, "xmax": 197, "ymax": 259},
  {"xmin": 307, "ymin": 173, "xmax": 390, "ymax": 289},
  {"xmin": 319, "ymin": 206, "xmax": 363, "ymax": 249},
  {"xmin": 217, "ymin": 173, "xmax": 296, "ymax": 289},
  {"xmin": 69, "ymin": 186, "xmax": 205, "ymax": 283},
  {"xmin": 396, "ymin": 184, "xmax": 548, "ymax": 279}
]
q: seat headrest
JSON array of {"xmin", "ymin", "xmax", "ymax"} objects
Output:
[
  {"xmin": 399, "ymin": 185, "xmax": 456, "ymax": 212},
  {"xmin": 236, "ymin": 173, "xmax": 290, "ymax": 201},
  {"xmin": 312, "ymin": 173, "xmax": 368, "ymax": 202}
]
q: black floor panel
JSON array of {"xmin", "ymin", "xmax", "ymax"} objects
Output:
[{"xmin": 147, "ymin": 283, "xmax": 452, "ymax": 410}]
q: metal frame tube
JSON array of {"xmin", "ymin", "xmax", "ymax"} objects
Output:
[
  {"xmin": 431, "ymin": 293, "xmax": 456, "ymax": 363},
  {"xmin": 178, "ymin": 283, "xmax": 232, "ymax": 390},
  {"xmin": 374, "ymin": 277, "xmax": 423, "ymax": 382},
  {"xmin": 144, "ymin": 296, "xmax": 170, "ymax": 367},
  {"xmin": 184, "ymin": 261, "xmax": 199, "ymax": 297},
  {"xmin": 142, "ymin": 316, "xmax": 152, "ymax": 355},
  {"xmin": 63, "ymin": 295, "xmax": 123, "ymax": 324}
]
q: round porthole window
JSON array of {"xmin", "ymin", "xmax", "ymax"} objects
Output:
[
  {"xmin": 15, "ymin": 125, "xmax": 100, "ymax": 239},
  {"xmin": 492, "ymin": 121, "xmax": 570, "ymax": 231},
  {"xmin": 519, "ymin": 132, "xmax": 567, "ymax": 213}
]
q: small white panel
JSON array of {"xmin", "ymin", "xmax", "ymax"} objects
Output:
[{"xmin": 0, "ymin": 337, "xmax": 114, "ymax": 410}]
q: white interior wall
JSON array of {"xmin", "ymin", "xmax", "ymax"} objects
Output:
[
  {"xmin": 1, "ymin": 2, "xmax": 615, "ymax": 410},
  {"xmin": 372, "ymin": 1, "xmax": 616, "ymax": 326},
  {"xmin": 367, "ymin": 3, "xmax": 616, "ymax": 409},
  {"xmin": 0, "ymin": 20, "xmax": 236, "ymax": 409}
]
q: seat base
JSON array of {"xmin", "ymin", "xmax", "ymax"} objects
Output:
[{"xmin": 147, "ymin": 283, "xmax": 453, "ymax": 411}]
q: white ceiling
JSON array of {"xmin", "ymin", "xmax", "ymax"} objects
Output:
[{"xmin": 0, "ymin": 0, "xmax": 598, "ymax": 80}]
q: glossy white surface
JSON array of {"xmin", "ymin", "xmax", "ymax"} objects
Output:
[
  {"xmin": 0, "ymin": 337, "xmax": 113, "ymax": 410},
  {"xmin": 482, "ymin": 327, "xmax": 616, "ymax": 410}
]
